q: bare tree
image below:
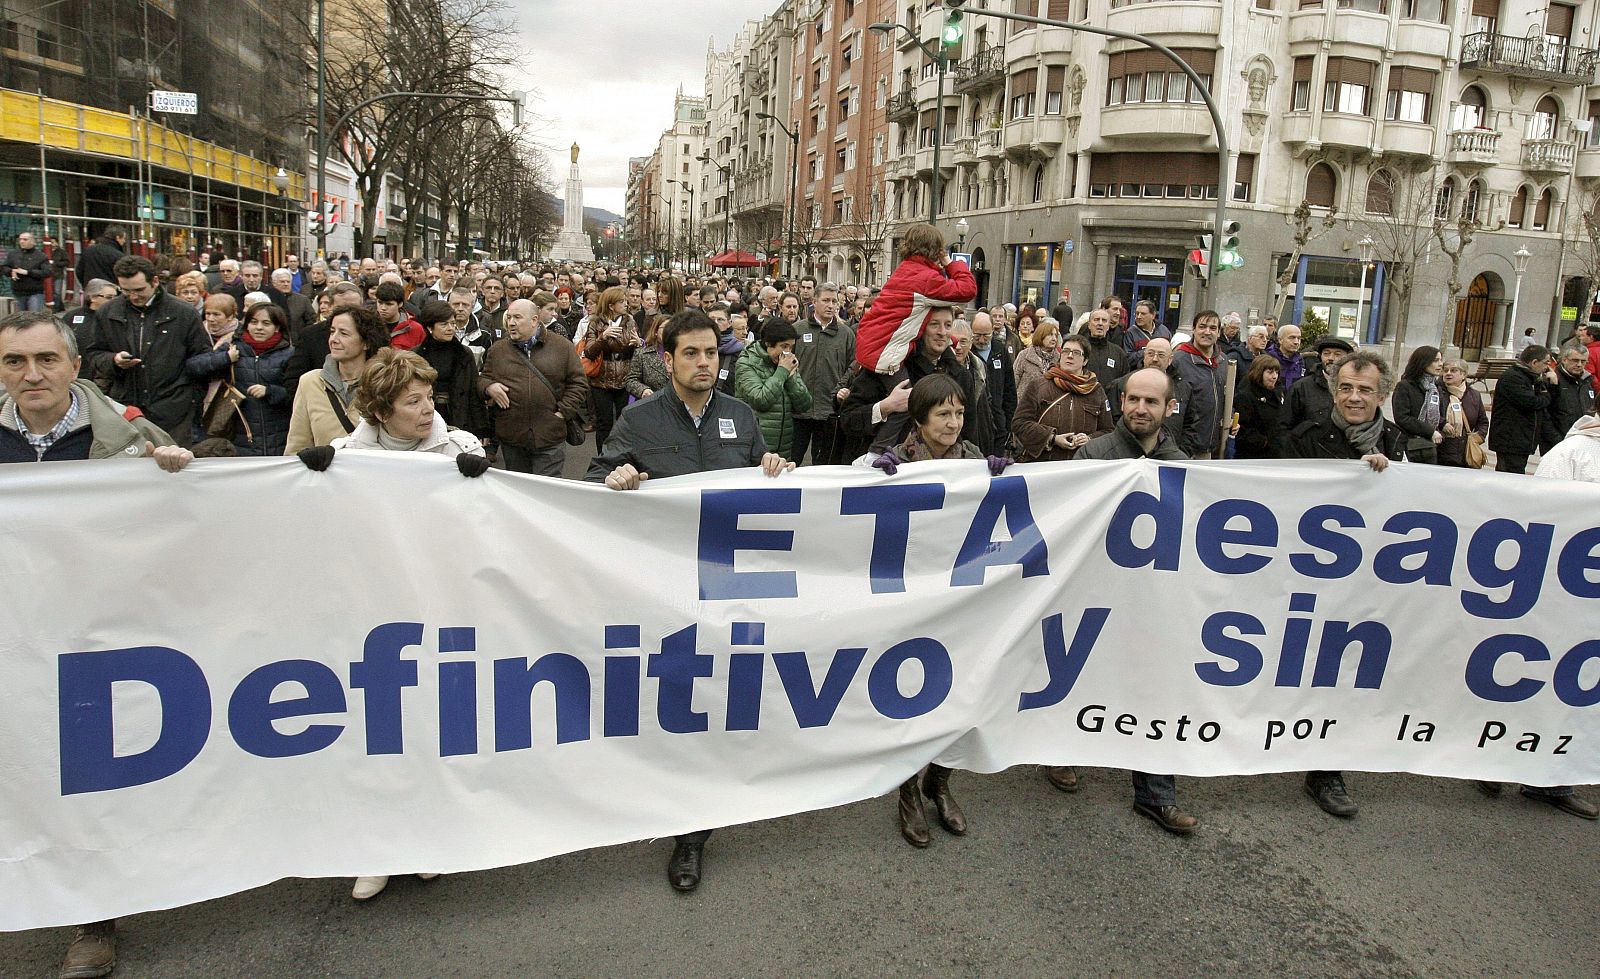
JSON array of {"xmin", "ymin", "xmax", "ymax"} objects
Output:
[
  {"xmin": 1275, "ymin": 200, "xmax": 1339, "ymax": 321},
  {"xmin": 841, "ymin": 192, "xmax": 893, "ymax": 285},
  {"xmin": 1355, "ymin": 162, "xmax": 1438, "ymax": 346},
  {"xmin": 1566, "ymin": 192, "xmax": 1600, "ymax": 343},
  {"xmin": 1433, "ymin": 201, "xmax": 1505, "ymax": 351}
]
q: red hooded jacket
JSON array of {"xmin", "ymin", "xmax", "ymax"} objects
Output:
[{"xmin": 854, "ymin": 255, "xmax": 977, "ymax": 374}]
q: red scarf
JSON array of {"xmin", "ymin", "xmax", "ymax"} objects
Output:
[
  {"xmin": 1046, "ymin": 365, "xmax": 1099, "ymax": 396},
  {"xmin": 1176, "ymin": 342, "xmax": 1217, "ymax": 367},
  {"xmin": 240, "ymin": 331, "xmax": 281, "ymax": 355}
]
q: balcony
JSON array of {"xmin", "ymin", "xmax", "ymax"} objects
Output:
[
  {"xmin": 1002, "ymin": 116, "xmax": 1065, "ymax": 162},
  {"xmin": 1446, "ymin": 128, "xmax": 1500, "ymax": 167},
  {"xmin": 1379, "ymin": 121, "xmax": 1436, "ymax": 159},
  {"xmin": 979, "ymin": 127, "xmax": 1005, "ymax": 161},
  {"xmin": 1288, "ymin": 10, "xmax": 1387, "ymax": 51},
  {"xmin": 1106, "ymin": 1, "xmax": 1222, "ymax": 41},
  {"xmin": 1320, "ymin": 115, "xmax": 1376, "ymax": 153},
  {"xmin": 952, "ymin": 46, "xmax": 1006, "ymax": 95},
  {"xmin": 1578, "ymin": 149, "xmax": 1600, "ymax": 181},
  {"xmin": 952, "ymin": 136, "xmax": 981, "ymax": 169},
  {"xmin": 1523, "ymin": 138, "xmax": 1577, "ymax": 176},
  {"xmin": 886, "ymin": 88, "xmax": 917, "ymax": 123},
  {"xmin": 1100, "ymin": 103, "xmax": 1212, "ymax": 142},
  {"xmin": 1460, "ymin": 32, "xmax": 1600, "ymax": 86}
]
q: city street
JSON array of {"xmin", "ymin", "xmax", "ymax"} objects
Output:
[{"xmin": 2, "ymin": 768, "xmax": 1594, "ymax": 977}]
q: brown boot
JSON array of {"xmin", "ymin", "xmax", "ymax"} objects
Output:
[
  {"xmin": 922, "ymin": 764, "xmax": 968, "ymax": 835},
  {"xmin": 1044, "ymin": 765, "xmax": 1081, "ymax": 793},
  {"xmin": 897, "ymin": 773, "xmax": 930, "ymax": 848},
  {"xmin": 60, "ymin": 919, "xmax": 115, "ymax": 979}
]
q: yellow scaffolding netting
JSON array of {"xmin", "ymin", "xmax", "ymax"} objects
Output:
[{"xmin": 0, "ymin": 88, "xmax": 307, "ymax": 199}]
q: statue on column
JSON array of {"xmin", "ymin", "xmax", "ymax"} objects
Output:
[{"xmin": 571, "ymin": 143, "xmax": 580, "ymax": 165}]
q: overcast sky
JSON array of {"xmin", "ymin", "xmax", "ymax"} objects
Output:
[{"xmin": 505, "ymin": 0, "xmax": 780, "ymax": 216}]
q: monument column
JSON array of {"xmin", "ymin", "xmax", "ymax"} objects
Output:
[{"xmin": 550, "ymin": 141, "xmax": 596, "ymax": 263}]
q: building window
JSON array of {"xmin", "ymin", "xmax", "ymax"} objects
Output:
[
  {"xmin": 1435, "ymin": 177, "xmax": 1456, "ymax": 220},
  {"xmin": 1323, "ymin": 58, "xmax": 1375, "ymax": 116},
  {"xmin": 1045, "ymin": 67, "xmax": 1064, "ymax": 114},
  {"xmin": 1529, "ymin": 95, "xmax": 1560, "ymax": 140},
  {"xmin": 1087, "ymin": 152, "xmax": 1236, "ymax": 199},
  {"xmin": 1106, "ymin": 49, "xmax": 1216, "ymax": 106},
  {"xmin": 1532, "ymin": 188, "xmax": 1554, "ymax": 231},
  {"xmin": 1365, "ymin": 169, "xmax": 1394, "ymax": 215},
  {"xmin": 1010, "ymin": 69, "xmax": 1037, "ymax": 118},
  {"xmin": 1306, "ymin": 162, "xmax": 1337, "ymax": 208},
  {"xmin": 1453, "ymin": 85, "xmax": 1488, "ymax": 130},
  {"xmin": 1384, "ymin": 67, "xmax": 1435, "ymax": 123},
  {"xmin": 1290, "ymin": 57, "xmax": 1313, "ymax": 111},
  {"xmin": 1031, "ymin": 165, "xmax": 1045, "ymax": 203},
  {"xmin": 1401, "ymin": 0, "xmax": 1445, "ymax": 20},
  {"xmin": 1463, "ymin": 179, "xmax": 1484, "ymax": 223},
  {"xmin": 1508, "ymin": 185, "xmax": 1529, "ymax": 228}
]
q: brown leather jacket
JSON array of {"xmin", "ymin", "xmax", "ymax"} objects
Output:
[{"xmin": 1011, "ymin": 374, "xmax": 1114, "ymax": 461}]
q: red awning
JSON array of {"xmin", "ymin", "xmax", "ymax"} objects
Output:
[{"xmin": 706, "ymin": 249, "xmax": 766, "ymax": 268}]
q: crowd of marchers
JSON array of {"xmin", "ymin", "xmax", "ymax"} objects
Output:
[{"xmin": 2, "ymin": 221, "xmax": 1598, "ymax": 979}]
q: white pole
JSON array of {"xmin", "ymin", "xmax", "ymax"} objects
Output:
[
  {"xmin": 1354, "ymin": 261, "xmax": 1368, "ymax": 341},
  {"xmin": 1507, "ymin": 272, "xmax": 1524, "ymax": 351}
]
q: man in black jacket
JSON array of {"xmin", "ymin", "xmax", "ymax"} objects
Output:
[
  {"xmin": 1547, "ymin": 342, "xmax": 1597, "ymax": 449},
  {"xmin": 85, "ymin": 255, "xmax": 210, "ymax": 443},
  {"xmin": 1081, "ymin": 307, "xmax": 1129, "ymax": 388},
  {"xmin": 1487, "ymin": 344, "xmax": 1556, "ymax": 474},
  {"xmin": 1280, "ymin": 336, "xmax": 1352, "ymax": 441},
  {"xmin": 587, "ymin": 307, "xmax": 795, "ymax": 896},
  {"xmin": 1044, "ymin": 367, "xmax": 1200, "ymax": 836},
  {"xmin": 969, "ymin": 311, "xmax": 1015, "ymax": 445},
  {"xmin": 840, "ymin": 304, "xmax": 975, "ymax": 453},
  {"xmin": 74, "ymin": 225, "xmax": 126, "ymax": 290},
  {"xmin": 1285, "ymin": 350, "xmax": 1404, "ymax": 819},
  {"xmin": 2, "ymin": 231, "xmax": 53, "ymax": 311}
]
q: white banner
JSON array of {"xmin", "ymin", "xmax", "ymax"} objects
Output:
[{"xmin": 1, "ymin": 455, "xmax": 1597, "ymax": 930}]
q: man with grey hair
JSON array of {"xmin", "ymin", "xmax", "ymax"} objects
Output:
[
  {"xmin": 60, "ymin": 278, "xmax": 119, "ymax": 353},
  {"xmin": 215, "ymin": 258, "xmax": 246, "ymax": 303},
  {"xmin": 239, "ymin": 261, "xmax": 265, "ymax": 296},
  {"xmin": 791, "ymin": 281, "xmax": 855, "ymax": 464},
  {"xmin": 1284, "ymin": 348, "xmax": 1402, "ymax": 820},
  {"xmin": 268, "ymin": 268, "xmax": 316, "ymax": 333},
  {"xmin": 0, "ymin": 307, "xmax": 192, "ymax": 976}
]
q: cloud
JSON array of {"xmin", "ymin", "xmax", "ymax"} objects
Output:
[{"xmin": 504, "ymin": 0, "xmax": 780, "ymax": 214}]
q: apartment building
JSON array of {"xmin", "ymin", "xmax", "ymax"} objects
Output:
[{"xmin": 880, "ymin": 0, "xmax": 1599, "ymax": 358}]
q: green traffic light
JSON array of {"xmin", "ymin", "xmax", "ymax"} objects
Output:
[{"xmin": 942, "ymin": 11, "xmax": 964, "ymax": 46}]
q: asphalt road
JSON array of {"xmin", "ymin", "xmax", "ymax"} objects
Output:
[
  {"xmin": 7, "ymin": 440, "xmax": 1592, "ymax": 977},
  {"xmin": 3, "ymin": 768, "xmax": 1596, "ymax": 978}
]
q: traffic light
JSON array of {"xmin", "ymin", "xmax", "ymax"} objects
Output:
[
  {"xmin": 1190, "ymin": 232, "xmax": 1211, "ymax": 281},
  {"xmin": 1219, "ymin": 220, "xmax": 1243, "ymax": 270},
  {"xmin": 308, "ymin": 208, "xmax": 323, "ymax": 238},
  {"xmin": 942, "ymin": 0, "xmax": 965, "ymax": 47}
]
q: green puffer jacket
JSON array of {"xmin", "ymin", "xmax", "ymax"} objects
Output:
[{"xmin": 733, "ymin": 344, "xmax": 813, "ymax": 459}]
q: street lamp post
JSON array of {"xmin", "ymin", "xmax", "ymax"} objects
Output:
[
  {"xmin": 1355, "ymin": 234, "xmax": 1374, "ymax": 342},
  {"xmin": 648, "ymin": 190, "xmax": 673, "ymax": 269},
  {"xmin": 756, "ymin": 112, "xmax": 799, "ymax": 279},
  {"xmin": 956, "ymin": 217, "xmax": 969, "ymax": 251},
  {"xmin": 698, "ymin": 154, "xmax": 734, "ymax": 254},
  {"xmin": 1505, "ymin": 244, "xmax": 1532, "ymax": 352},
  {"xmin": 669, "ymin": 178, "xmax": 696, "ymax": 272},
  {"xmin": 871, "ymin": 22, "xmax": 949, "ymax": 226}
]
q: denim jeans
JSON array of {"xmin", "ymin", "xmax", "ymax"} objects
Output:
[
  {"xmin": 1133, "ymin": 772, "xmax": 1176, "ymax": 807},
  {"xmin": 17, "ymin": 292, "xmax": 46, "ymax": 312}
]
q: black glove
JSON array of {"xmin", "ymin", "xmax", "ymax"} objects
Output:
[
  {"xmin": 296, "ymin": 445, "xmax": 335, "ymax": 472},
  {"xmin": 871, "ymin": 448, "xmax": 901, "ymax": 476},
  {"xmin": 456, "ymin": 453, "xmax": 492, "ymax": 478},
  {"xmin": 986, "ymin": 454, "xmax": 1013, "ymax": 476}
]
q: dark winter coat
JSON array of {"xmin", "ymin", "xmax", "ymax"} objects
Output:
[
  {"xmin": 1076, "ymin": 416, "xmax": 1189, "ymax": 461},
  {"xmin": 973, "ymin": 338, "xmax": 1017, "ymax": 452},
  {"xmin": 1281, "ymin": 368, "xmax": 1333, "ymax": 440},
  {"xmin": 283, "ymin": 320, "xmax": 331, "ymax": 395},
  {"xmin": 85, "ymin": 286, "xmax": 210, "ymax": 435},
  {"xmin": 1285, "ymin": 414, "xmax": 1404, "ymax": 462},
  {"xmin": 585, "ymin": 387, "xmax": 768, "ymax": 482},
  {"xmin": 416, "ymin": 334, "xmax": 489, "ymax": 438},
  {"xmin": 840, "ymin": 346, "xmax": 976, "ymax": 453},
  {"xmin": 625, "ymin": 346, "xmax": 671, "ymax": 401},
  {"xmin": 734, "ymin": 343, "xmax": 813, "ymax": 459},
  {"xmin": 1437, "ymin": 385, "xmax": 1489, "ymax": 468},
  {"xmin": 1391, "ymin": 375, "xmax": 1444, "ymax": 457},
  {"xmin": 1011, "ymin": 375, "xmax": 1115, "ymax": 462},
  {"xmin": 1, "ymin": 246, "xmax": 52, "ymax": 296},
  {"xmin": 1487, "ymin": 361, "xmax": 1552, "ymax": 457},
  {"xmin": 1234, "ymin": 379, "xmax": 1284, "ymax": 459},
  {"xmin": 186, "ymin": 334, "xmax": 295, "ymax": 455},
  {"xmin": 1171, "ymin": 344, "xmax": 1226, "ymax": 456},
  {"xmin": 477, "ymin": 331, "xmax": 587, "ymax": 451},
  {"xmin": 74, "ymin": 235, "xmax": 123, "ymax": 288},
  {"xmin": 1548, "ymin": 366, "xmax": 1597, "ymax": 451},
  {"xmin": 1105, "ymin": 365, "xmax": 1195, "ymax": 448},
  {"xmin": 1082, "ymin": 334, "xmax": 1129, "ymax": 388}
]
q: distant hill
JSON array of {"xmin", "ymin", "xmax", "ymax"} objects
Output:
[{"xmin": 551, "ymin": 199, "xmax": 622, "ymax": 226}]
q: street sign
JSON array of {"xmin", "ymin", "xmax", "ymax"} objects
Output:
[
  {"xmin": 1062, "ymin": 239, "xmax": 1074, "ymax": 255},
  {"xmin": 148, "ymin": 90, "xmax": 198, "ymax": 115},
  {"xmin": 952, "ymin": 251, "xmax": 973, "ymax": 267}
]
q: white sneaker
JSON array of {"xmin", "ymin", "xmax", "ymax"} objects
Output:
[
  {"xmin": 416, "ymin": 873, "xmax": 440, "ymax": 881},
  {"xmin": 351, "ymin": 875, "xmax": 389, "ymax": 900}
]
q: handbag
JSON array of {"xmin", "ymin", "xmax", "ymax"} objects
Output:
[
  {"xmin": 201, "ymin": 366, "xmax": 253, "ymax": 443},
  {"xmin": 1464, "ymin": 431, "xmax": 1487, "ymax": 469},
  {"xmin": 576, "ymin": 338, "xmax": 604, "ymax": 379},
  {"xmin": 525, "ymin": 357, "xmax": 586, "ymax": 446}
]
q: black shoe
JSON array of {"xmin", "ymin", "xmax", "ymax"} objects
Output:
[
  {"xmin": 1305, "ymin": 774, "xmax": 1359, "ymax": 817},
  {"xmin": 1133, "ymin": 802, "xmax": 1198, "ymax": 836},
  {"xmin": 1520, "ymin": 789, "xmax": 1600, "ymax": 820},
  {"xmin": 667, "ymin": 836, "xmax": 705, "ymax": 892},
  {"xmin": 1475, "ymin": 780, "xmax": 1503, "ymax": 797},
  {"xmin": 1043, "ymin": 765, "xmax": 1080, "ymax": 793}
]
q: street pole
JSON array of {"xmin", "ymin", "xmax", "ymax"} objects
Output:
[
  {"xmin": 315, "ymin": 0, "xmax": 326, "ymax": 258},
  {"xmin": 699, "ymin": 154, "xmax": 734, "ymax": 254},
  {"xmin": 952, "ymin": 3, "xmax": 1230, "ymax": 308},
  {"xmin": 758, "ymin": 113, "xmax": 799, "ymax": 281},
  {"xmin": 932, "ymin": 53, "xmax": 946, "ymax": 225}
]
